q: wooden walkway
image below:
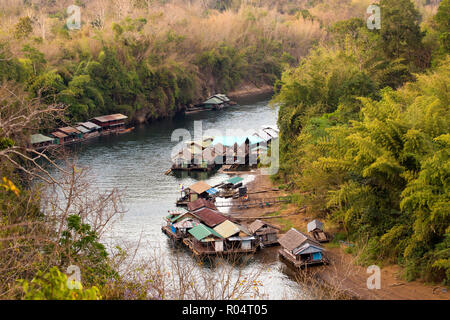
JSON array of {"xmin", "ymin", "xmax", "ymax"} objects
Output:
[
  {"xmin": 224, "ymin": 206, "xmax": 307, "ymax": 220},
  {"xmin": 215, "ymin": 196, "xmax": 292, "ymax": 209}
]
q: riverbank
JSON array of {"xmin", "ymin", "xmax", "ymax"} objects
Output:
[{"xmin": 228, "ymin": 170, "xmax": 450, "ymax": 300}]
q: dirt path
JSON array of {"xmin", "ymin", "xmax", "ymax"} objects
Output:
[{"xmin": 223, "ymin": 170, "xmax": 450, "ymax": 300}]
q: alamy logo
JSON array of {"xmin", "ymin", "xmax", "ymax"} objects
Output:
[
  {"xmin": 67, "ymin": 5, "xmax": 81, "ymax": 30},
  {"xmin": 170, "ymin": 121, "xmax": 279, "ymax": 175},
  {"xmin": 367, "ymin": 5, "xmax": 381, "ymax": 30},
  {"xmin": 66, "ymin": 265, "xmax": 82, "ymax": 290},
  {"xmin": 366, "ymin": 265, "xmax": 381, "ymax": 290}
]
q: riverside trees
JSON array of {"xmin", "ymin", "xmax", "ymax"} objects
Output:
[{"xmin": 273, "ymin": 0, "xmax": 449, "ymax": 284}]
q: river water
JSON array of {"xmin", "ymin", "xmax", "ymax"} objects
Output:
[{"xmin": 66, "ymin": 93, "xmax": 307, "ymax": 299}]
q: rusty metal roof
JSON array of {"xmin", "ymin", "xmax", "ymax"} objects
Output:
[
  {"xmin": 58, "ymin": 127, "xmax": 80, "ymax": 135},
  {"xmin": 194, "ymin": 208, "xmax": 228, "ymax": 228},
  {"xmin": 187, "ymin": 199, "xmax": 217, "ymax": 212},
  {"xmin": 51, "ymin": 131, "xmax": 68, "ymax": 139},
  {"xmin": 92, "ymin": 114, "xmax": 128, "ymax": 123},
  {"xmin": 79, "ymin": 121, "xmax": 101, "ymax": 131}
]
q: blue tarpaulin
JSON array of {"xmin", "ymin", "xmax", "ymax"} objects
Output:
[
  {"xmin": 206, "ymin": 188, "xmax": 219, "ymax": 195},
  {"xmin": 312, "ymin": 252, "xmax": 322, "ymax": 261}
]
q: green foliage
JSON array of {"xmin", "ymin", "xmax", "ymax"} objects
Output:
[
  {"xmin": 276, "ymin": 54, "xmax": 450, "ymax": 283},
  {"xmin": 379, "ymin": 0, "xmax": 428, "ymax": 70},
  {"xmin": 0, "ymin": 137, "xmax": 15, "ymax": 150},
  {"xmin": 59, "ymin": 215, "xmax": 117, "ymax": 286},
  {"xmin": 20, "ymin": 267, "xmax": 101, "ymax": 300},
  {"xmin": 435, "ymin": 0, "xmax": 450, "ymax": 54}
]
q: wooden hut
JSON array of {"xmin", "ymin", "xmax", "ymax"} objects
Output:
[
  {"xmin": 171, "ymin": 146, "xmax": 214, "ymax": 172},
  {"xmin": 307, "ymin": 219, "xmax": 331, "ymax": 243},
  {"xmin": 193, "ymin": 208, "xmax": 228, "ymax": 228},
  {"xmin": 202, "ymin": 96, "xmax": 225, "ymax": 110},
  {"xmin": 50, "ymin": 131, "xmax": 68, "ymax": 145},
  {"xmin": 78, "ymin": 121, "xmax": 101, "ymax": 138},
  {"xmin": 177, "ymin": 181, "xmax": 216, "ymax": 206},
  {"xmin": 248, "ymin": 220, "xmax": 280, "ymax": 247},
  {"xmin": 57, "ymin": 127, "xmax": 82, "ymax": 144},
  {"xmin": 278, "ymin": 228, "xmax": 327, "ymax": 269},
  {"xmin": 187, "ymin": 198, "xmax": 218, "ymax": 212},
  {"xmin": 214, "ymin": 220, "xmax": 257, "ymax": 253},
  {"xmin": 30, "ymin": 134, "xmax": 54, "ymax": 150},
  {"xmin": 162, "ymin": 211, "xmax": 199, "ymax": 241},
  {"xmin": 184, "ymin": 224, "xmax": 225, "ymax": 255},
  {"xmin": 91, "ymin": 114, "xmax": 128, "ymax": 132}
]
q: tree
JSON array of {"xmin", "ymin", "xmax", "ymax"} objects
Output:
[
  {"xmin": 14, "ymin": 17, "xmax": 33, "ymax": 39},
  {"xmin": 379, "ymin": 0, "xmax": 428, "ymax": 69},
  {"xmin": 435, "ymin": 0, "xmax": 450, "ymax": 54}
]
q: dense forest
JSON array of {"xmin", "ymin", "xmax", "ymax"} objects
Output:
[
  {"xmin": 0, "ymin": 0, "xmax": 448, "ymax": 299},
  {"xmin": 0, "ymin": 0, "xmax": 340, "ymax": 125},
  {"xmin": 273, "ymin": 0, "xmax": 449, "ymax": 284}
]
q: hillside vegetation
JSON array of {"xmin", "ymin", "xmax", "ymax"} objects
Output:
[
  {"xmin": 0, "ymin": 0, "xmax": 447, "ymax": 299},
  {"xmin": 273, "ymin": 0, "xmax": 449, "ymax": 284}
]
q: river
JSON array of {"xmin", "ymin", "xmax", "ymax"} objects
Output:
[{"xmin": 66, "ymin": 93, "xmax": 308, "ymax": 299}]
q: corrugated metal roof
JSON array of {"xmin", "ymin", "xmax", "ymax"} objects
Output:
[
  {"xmin": 226, "ymin": 176, "xmax": 244, "ymax": 185},
  {"xmin": 188, "ymin": 224, "xmax": 223, "ymax": 241},
  {"xmin": 194, "ymin": 208, "xmax": 228, "ymax": 227},
  {"xmin": 203, "ymin": 97, "xmax": 223, "ymax": 105},
  {"xmin": 278, "ymin": 228, "xmax": 320, "ymax": 252},
  {"xmin": 31, "ymin": 134, "xmax": 54, "ymax": 144},
  {"xmin": 75, "ymin": 126, "xmax": 90, "ymax": 134},
  {"xmin": 79, "ymin": 121, "xmax": 101, "ymax": 131},
  {"xmin": 307, "ymin": 219, "xmax": 324, "ymax": 232},
  {"xmin": 51, "ymin": 131, "xmax": 68, "ymax": 139},
  {"xmin": 248, "ymin": 220, "xmax": 265, "ymax": 234},
  {"xmin": 292, "ymin": 242, "xmax": 323, "ymax": 255},
  {"xmin": 171, "ymin": 212, "xmax": 196, "ymax": 223},
  {"xmin": 173, "ymin": 219, "xmax": 200, "ymax": 229},
  {"xmin": 248, "ymin": 220, "xmax": 280, "ymax": 233},
  {"xmin": 208, "ymin": 94, "xmax": 230, "ymax": 102},
  {"xmin": 92, "ymin": 114, "xmax": 128, "ymax": 123},
  {"xmin": 188, "ymin": 181, "xmax": 212, "ymax": 194},
  {"xmin": 213, "ymin": 220, "xmax": 240, "ymax": 239},
  {"xmin": 58, "ymin": 127, "xmax": 80, "ymax": 135},
  {"xmin": 187, "ymin": 199, "xmax": 217, "ymax": 212}
]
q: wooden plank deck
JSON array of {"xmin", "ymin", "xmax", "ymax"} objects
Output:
[
  {"xmin": 183, "ymin": 239, "xmax": 256, "ymax": 257},
  {"xmin": 161, "ymin": 226, "xmax": 183, "ymax": 241}
]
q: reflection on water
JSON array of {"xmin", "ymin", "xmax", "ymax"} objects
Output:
[{"xmin": 64, "ymin": 94, "xmax": 307, "ymax": 299}]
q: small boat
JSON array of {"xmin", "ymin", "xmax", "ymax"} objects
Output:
[{"xmin": 118, "ymin": 127, "xmax": 135, "ymax": 134}]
